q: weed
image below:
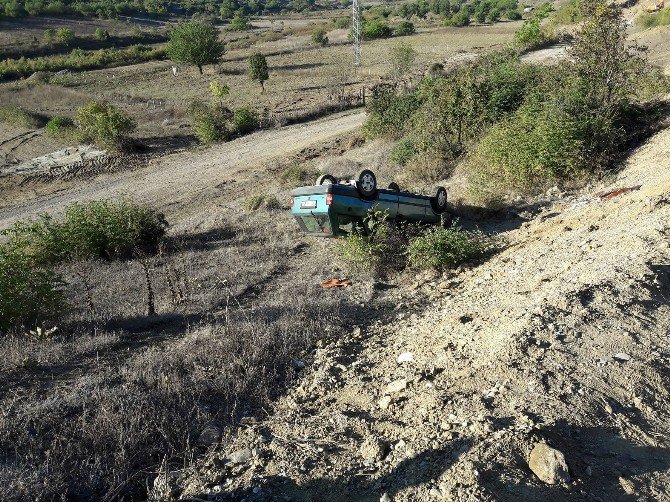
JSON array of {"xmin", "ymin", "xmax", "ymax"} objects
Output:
[
  {"xmin": 244, "ymin": 194, "xmax": 281, "ymax": 211},
  {"xmin": 0, "ymin": 105, "xmax": 42, "ymax": 129},
  {"xmin": 232, "ymin": 106, "xmax": 258, "ymax": 135},
  {"xmin": 45, "ymin": 116, "xmax": 75, "ymax": 137},
  {"xmin": 407, "ymin": 224, "xmax": 494, "ymax": 269},
  {"xmin": 280, "ymin": 164, "xmax": 318, "ymax": 187},
  {"xmin": 75, "ymin": 101, "xmax": 136, "ymax": 150}
]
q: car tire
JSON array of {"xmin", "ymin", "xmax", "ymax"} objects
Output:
[
  {"xmin": 431, "ymin": 186, "xmax": 448, "ymax": 214},
  {"xmin": 356, "ymin": 169, "xmax": 377, "ymax": 199},
  {"xmin": 387, "ymin": 182, "xmax": 400, "ymax": 191},
  {"xmin": 316, "ymin": 174, "xmax": 337, "ymax": 186}
]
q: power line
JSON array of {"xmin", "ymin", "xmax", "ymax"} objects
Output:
[{"xmin": 352, "ymin": 0, "xmax": 361, "ymax": 67}]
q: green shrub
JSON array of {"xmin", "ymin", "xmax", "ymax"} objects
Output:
[
  {"xmin": 488, "ymin": 8, "xmax": 501, "ymax": 22},
  {"xmin": 363, "ymin": 89, "xmax": 421, "ymax": 138},
  {"xmin": 362, "ymin": 20, "xmax": 393, "ymax": 40},
  {"xmin": 232, "ymin": 106, "xmax": 258, "ymax": 135},
  {"xmin": 4, "ymin": 199, "xmax": 168, "ymax": 263},
  {"xmin": 75, "ymin": 101, "xmax": 136, "ymax": 149},
  {"xmin": 407, "ymin": 224, "xmax": 493, "ymax": 269},
  {"xmin": 95, "ymin": 27, "xmax": 110, "ymax": 41},
  {"xmin": 45, "ymin": 115, "xmax": 74, "ymax": 137},
  {"xmin": 280, "ymin": 164, "xmax": 318, "ymax": 186},
  {"xmin": 391, "ymin": 137, "xmax": 417, "ymax": 165},
  {"xmin": 334, "ymin": 16, "xmax": 351, "ymax": 29},
  {"xmin": 55, "ymin": 27, "xmax": 75, "ymax": 46},
  {"xmin": 229, "ymin": 15, "xmax": 251, "ymax": 31},
  {"xmin": 189, "ymin": 100, "xmax": 232, "ymax": 144},
  {"xmin": 311, "ymin": 28, "xmax": 328, "ymax": 45},
  {"xmin": 0, "ymin": 244, "xmax": 65, "ymax": 333},
  {"xmin": 390, "ymin": 42, "xmax": 416, "ymax": 77},
  {"xmin": 0, "ymin": 105, "xmax": 42, "ymax": 129},
  {"xmin": 447, "ymin": 11, "xmax": 470, "ymax": 26},
  {"xmin": 339, "ymin": 211, "xmax": 411, "ymax": 277},
  {"xmin": 637, "ymin": 9, "xmax": 670, "ymax": 29},
  {"xmin": 393, "ymin": 21, "xmax": 415, "ymax": 36},
  {"xmin": 244, "ymin": 194, "xmax": 281, "ymax": 211},
  {"xmin": 507, "ymin": 10, "xmax": 522, "ymax": 20}
]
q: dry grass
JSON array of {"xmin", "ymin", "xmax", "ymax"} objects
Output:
[{"xmin": 0, "ymin": 201, "xmax": 365, "ymax": 500}]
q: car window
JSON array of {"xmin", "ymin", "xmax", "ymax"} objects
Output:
[{"xmin": 299, "ymin": 215, "xmax": 331, "ymax": 234}]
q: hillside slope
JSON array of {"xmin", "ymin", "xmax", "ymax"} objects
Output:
[{"xmin": 174, "ymin": 127, "xmax": 670, "ymax": 500}]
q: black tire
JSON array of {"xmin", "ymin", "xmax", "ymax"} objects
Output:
[
  {"xmin": 316, "ymin": 174, "xmax": 337, "ymax": 186},
  {"xmin": 356, "ymin": 169, "xmax": 377, "ymax": 199},
  {"xmin": 431, "ymin": 186, "xmax": 448, "ymax": 214},
  {"xmin": 387, "ymin": 181, "xmax": 400, "ymax": 191}
]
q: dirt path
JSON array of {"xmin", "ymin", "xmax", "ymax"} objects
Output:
[
  {"xmin": 0, "ymin": 110, "xmax": 365, "ymax": 228},
  {"xmin": 175, "ymin": 127, "xmax": 670, "ymax": 501}
]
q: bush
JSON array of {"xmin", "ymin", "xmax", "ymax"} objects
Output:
[
  {"xmin": 391, "ymin": 137, "xmax": 417, "ymax": 166},
  {"xmin": 339, "ymin": 211, "xmax": 411, "ymax": 277},
  {"xmin": 507, "ymin": 10, "xmax": 522, "ymax": 20},
  {"xmin": 362, "ymin": 20, "xmax": 393, "ymax": 40},
  {"xmin": 280, "ymin": 164, "xmax": 318, "ymax": 186},
  {"xmin": 334, "ymin": 16, "xmax": 351, "ymax": 29},
  {"xmin": 390, "ymin": 42, "xmax": 416, "ymax": 77},
  {"xmin": 244, "ymin": 194, "xmax": 281, "ymax": 211},
  {"xmin": 393, "ymin": 21, "xmax": 415, "ymax": 36},
  {"xmin": 311, "ymin": 28, "xmax": 328, "ymax": 45},
  {"xmin": 74, "ymin": 101, "xmax": 136, "ymax": 149},
  {"xmin": 637, "ymin": 9, "xmax": 670, "ymax": 29},
  {"xmin": 447, "ymin": 11, "xmax": 470, "ymax": 26},
  {"xmin": 404, "ymin": 152, "xmax": 451, "ymax": 182},
  {"xmin": 55, "ymin": 27, "xmax": 75, "ymax": 46},
  {"xmin": 407, "ymin": 224, "xmax": 493, "ymax": 269},
  {"xmin": 232, "ymin": 106, "xmax": 258, "ymax": 135},
  {"xmin": 364, "ymin": 89, "xmax": 421, "ymax": 138},
  {"xmin": 229, "ymin": 15, "xmax": 251, "ymax": 30},
  {"xmin": 189, "ymin": 100, "xmax": 231, "ymax": 143},
  {"xmin": 0, "ymin": 105, "xmax": 42, "ymax": 128},
  {"xmin": 488, "ymin": 8, "xmax": 501, "ymax": 22},
  {"xmin": 4, "ymin": 199, "xmax": 168, "ymax": 263},
  {"xmin": 0, "ymin": 244, "xmax": 65, "ymax": 333},
  {"xmin": 94, "ymin": 27, "xmax": 110, "ymax": 41},
  {"xmin": 45, "ymin": 115, "xmax": 74, "ymax": 137}
]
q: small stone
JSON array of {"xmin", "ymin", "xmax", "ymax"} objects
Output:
[
  {"xmin": 227, "ymin": 448, "xmax": 253, "ymax": 464},
  {"xmin": 585, "ymin": 465, "xmax": 593, "ymax": 477},
  {"xmin": 604, "ymin": 402, "xmax": 613, "ymax": 414},
  {"xmin": 613, "ymin": 353, "xmax": 631, "ymax": 362},
  {"xmin": 528, "ymin": 443, "xmax": 570, "ymax": 484},
  {"xmin": 397, "ymin": 352, "xmax": 414, "ymax": 364},
  {"xmin": 378, "ymin": 395, "xmax": 393, "ymax": 410},
  {"xmin": 380, "ymin": 493, "xmax": 391, "ymax": 502},
  {"xmin": 360, "ymin": 437, "xmax": 386, "ymax": 461},
  {"xmin": 198, "ymin": 424, "xmax": 222, "ymax": 447},
  {"xmin": 295, "ymin": 359, "xmax": 306, "ymax": 369},
  {"xmin": 429, "ymin": 487, "xmax": 442, "ymax": 497},
  {"xmin": 385, "ymin": 378, "xmax": 408, "ymax": 394}
]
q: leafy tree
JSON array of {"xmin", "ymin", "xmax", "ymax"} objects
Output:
[
  {"xmin": 448, "ymin": 11, "xmax": 470, "ymax": 26},
  {"xmin": 248, "ymin": 52, "xmax": 269, "ymax": 92},
  {"xmin": 362, "ymin": 20, "xmax": 393, "ymax": 39},
  {"xmin": 488, "ymin": 8, "xmax": 501, "ymax": 22},
  {"xmin": 390, "ymin": 42, "xmax": 416, "ymax": 78},
  {"xmin": 167, "ymin": 20, "xmax": 224, "ymax": 74}
]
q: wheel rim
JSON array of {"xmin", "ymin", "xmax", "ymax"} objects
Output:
[
  {"xmin": 437, "ymin": 190, "xmax": 447, "ymax": 207},
  {"xmin": 360, "ymin": 174, "xmax": 375, "ymax": 192}
]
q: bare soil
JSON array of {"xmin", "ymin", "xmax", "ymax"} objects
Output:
[{"xmin": 172, "ymin": 127, "xmax": 670, "ymax": 501}]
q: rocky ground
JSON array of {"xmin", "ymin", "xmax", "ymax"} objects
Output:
[{"xmin": 167, "ymin": 127, "xmax": 670, "ymax": 501}]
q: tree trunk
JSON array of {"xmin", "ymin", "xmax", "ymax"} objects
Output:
[
  {"xmin": 260, "ymin": 81, "xmax": 265, "ymax": 93},
  {"xmin": 198, "ymin": 65, "xmax": 203, "ymax": 74}
]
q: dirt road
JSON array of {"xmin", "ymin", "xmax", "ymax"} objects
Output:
[{"xmin": 0, "ymin": 110, "xmax": 365, "ymax": 229}]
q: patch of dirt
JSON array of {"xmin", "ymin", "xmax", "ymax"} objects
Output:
[{"xmin": 174, "ymin": 127, "xmax": 670, "ymax": 501}]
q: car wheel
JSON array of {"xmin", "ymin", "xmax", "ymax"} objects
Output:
[
  {"xmin": 431, "ymin": 186, "xmax": 448, "ymax": 213},
  {"xmin": 316, "ymin": 174, "xmax": 337, "ymax": 186},
  {"xmin": 356, "ymin": 169, "xmax": 377, "ymax": 199},
  {"xmin": 388, "ymin": 182, "xmax": 400, "ymax": 191}
]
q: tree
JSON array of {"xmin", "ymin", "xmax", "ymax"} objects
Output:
[
  {"xmin": 390, "ymin": 42, "xmax": 416, "ymax": 78},
  {"xmin": 75, "ymin": 102, "xmax": 136, "ymax": 150},
  {"xmin": 249, "ymin": 52, "xmax": 269, "ymax": 92},
  {"xmin": 167, "ymin": 20, "xmax": 225, "ymax": 75}
]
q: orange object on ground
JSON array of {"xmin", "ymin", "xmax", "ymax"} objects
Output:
[
  {"xmin": 596, "ymin": 185, "xmax": 641, "ymax": 199},
  {"xmin": 321, "ymin": 278, "xmax": 353, "ymax": 288}
]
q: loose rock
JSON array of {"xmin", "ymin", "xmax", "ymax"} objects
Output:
[
  {"xmin": 386, "ymin": 378, "xmax": 408, "ymax": 394},
  {"xmin": 528, "ymin": 443, "xmax": 570, "ymax": 484}
]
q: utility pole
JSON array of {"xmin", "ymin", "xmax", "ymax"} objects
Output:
[{"xmin": 352, "ymin": 0, "xmax": 361, "ymax": 67}]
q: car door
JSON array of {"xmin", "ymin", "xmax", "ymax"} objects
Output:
[{"xmin": 375, "ymin": 190, "xmax": 399, "ymax": 219}]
